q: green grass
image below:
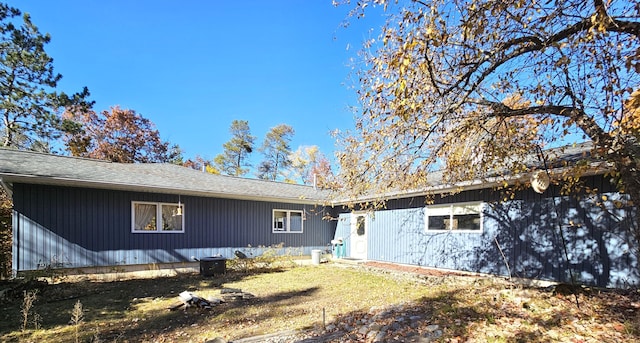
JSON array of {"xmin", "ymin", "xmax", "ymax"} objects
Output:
[
  {"xmin": 0, "ymin": 264, "xmax": 432, "ymax": 342},
  {"xmin": 1, "ymin": 262, "xmax": 639, "ymax": 342}
]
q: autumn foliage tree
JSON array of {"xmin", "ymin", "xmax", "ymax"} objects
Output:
[
  {"xmin": 309, "ymin": 155, "xmax": 334, "ymax": 188},
  {"xmin": 183, "ymin": 155, "xmax": 220, "ymax": 174},
  {"xmin": 335, "ymin": 0, "xmax": 640, "ymax": 246},
  {"xmin": 63, "ymin": 106, "xmax": 180, "ymax": 163},
  {"xmin": 289, "ymin": 145, "xmax": 334, "ymax": 187}
]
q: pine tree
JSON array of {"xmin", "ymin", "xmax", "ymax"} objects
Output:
[
  {"xmin": 257, "ymin": 124, "xmax": 294, "ymax": 181},
  {"xmin": 214, "ymin": 120, "xmax": 255, "ymax": 176},
  {"xmin": 0, "ymin": 3, "xmax": 91, "ymax": 149}
]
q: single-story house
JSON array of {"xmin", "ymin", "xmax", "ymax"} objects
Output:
[
  {"xmin": 1, "ymin": 144, "xmax": 638, "ymax": 288},
  {"xmin": 332, "ymin": 143, "xmax": 639, "ymax": 288},
  {"xmin": 0, "ymin": 149, "xmax": 336, "ymax": 272}
]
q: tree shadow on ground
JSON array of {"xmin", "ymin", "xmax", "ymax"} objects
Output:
[
  {"xmin": 3, "ymin": 265, "xmax": 639, "ymax": 342},
  {"xmin": 93, "ymin": 285, "xmax": 322, "ymax": 342},
  {"xmin": 0, "ymin": 270, "xmax": 320, "ymax": 342},
  {"xmin": 300, "ymin": 282, "xmax": 640, "ymax": 343}
]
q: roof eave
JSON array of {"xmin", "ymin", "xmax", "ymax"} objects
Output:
[
  {"xmin": 0, "ymin": 173, "xmax": 326, "ymax": 205},
  {"xmin": 331, "ymin": 162, "xmax": 612, "ymax": 205}
]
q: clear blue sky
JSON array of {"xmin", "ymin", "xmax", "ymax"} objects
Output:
[{"xmin": 11, "ymin": 1, "xmax": 386, "ymax": 163}]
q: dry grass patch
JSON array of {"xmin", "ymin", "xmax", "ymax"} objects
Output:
[{"xmin": 0, "ymin": 262, "xmax": 638, "ymax": 342}]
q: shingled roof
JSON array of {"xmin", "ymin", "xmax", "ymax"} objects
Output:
[
  {"xmin": 0, "ymin": 149, "xmax": 329, "ymax": 204},
  {"xmin": 331, "ymin": 141, "xmax": 611, "ymax": 203},
  {"xmin": 0, "ymin": 142, "xmax": 609, "ymax": 205}
]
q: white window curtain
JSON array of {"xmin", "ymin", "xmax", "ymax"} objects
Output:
[{"xmin": 134, "ymin": 203, "xmax": 156, "ymax": 231}]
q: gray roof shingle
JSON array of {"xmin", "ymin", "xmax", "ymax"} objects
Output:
[
  {"xmin": 0, "ymin": 142, "xmax": 606, "ymax": 205},
  {"xmin": 0, "ymin": 149, "xmax": 330, "ymax": 204}
]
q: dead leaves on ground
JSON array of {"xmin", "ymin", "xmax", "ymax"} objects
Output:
[{"xmin": 426, "ymin": 284, "xmax": 640, "ymax": 342}]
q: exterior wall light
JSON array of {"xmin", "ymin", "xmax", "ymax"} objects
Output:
[{"xmin": 173, "ymin": 195, "xmax": 183, "ymax": 216}]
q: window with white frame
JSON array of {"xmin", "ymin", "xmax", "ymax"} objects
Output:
[
  {"xmin": 273, "ymin": 209, "xmax": 303, "ymax": 233},
  {"xmin": 132, "ymin": 201, "xmax": 184, "ymax": 233},
  {"xmin": 425, "ymin": 202, "xmax": 483, "ymax": 232}
]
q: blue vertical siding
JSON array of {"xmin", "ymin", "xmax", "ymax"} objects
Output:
[
  {"xmin": 335, "ymin": 214, "xmax": 351, "ymax": 257},
  {"xmin": 12, "ymin": 183, "xmax": 336, "ymax": 271},
  {"xmin": 368, "ymin": 208, "xmax": 423, "ymax": 264},
  {"xmin": 335, "ymin": 176, "xmax": 638, "ymax": 288}
]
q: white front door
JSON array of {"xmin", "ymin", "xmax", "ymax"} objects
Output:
[{"xmin": 350, "ymin": 213, "xmax": 368, "ymax": 260}]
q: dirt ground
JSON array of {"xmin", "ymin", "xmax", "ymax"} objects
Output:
[{"xmin": 364, "ymin": 261, "xmax": 469, "ymax": 277}]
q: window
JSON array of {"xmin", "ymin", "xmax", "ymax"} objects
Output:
[
  {"xmin": 273, "ymin": 209, "xmax": 303, "ymax": 233},
  {"xmin": 132, "ymin": 201, "xmax": 184, "ymax": 233},
  {"xmin": 425, "ymin": 202, "xmax": 483, "ymax": 232},
  {"xmin": 356, "ymin": 215, "xmax": 365, "ymax": 236}
]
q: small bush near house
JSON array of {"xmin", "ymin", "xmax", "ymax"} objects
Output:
[{"xmin": 227, "ymin": 243, "xmax": 300, "ymax": 273}]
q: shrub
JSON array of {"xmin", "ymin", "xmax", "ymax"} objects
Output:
[{"xmin": 227, "ymin": 243, "xmax": 298, "ymax": 273}]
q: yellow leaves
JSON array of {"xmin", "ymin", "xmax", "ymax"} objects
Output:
[
  {"xmin": 501, "ymin": 93, "xmax": 531, "ymax": 109},
  {"xmin": 335, "ymin": 0, "xmax": 640, "ymax": 209},
  {"xmin": 399, "ymin": 63, "xmax": 407, "ymax": 75},
  {"xmin": 615, "ymin": 88, "xmax": 640, "ymax": 137},
  {"xmin": 554, "ymin": 55, "xmax": 571, "ymax": 68},
  {"xmin": 425, "ymin": 25, "xmax": 434, "ymax": 36},
  {"xmin": 589, "ymin": 12, "xmax": 609, "ymax": 34},
  {"xmin": 395, "ymin": 79, "xmax": 407, "ymax": 97},
  {"xmin": 597, "ymin": 194, "xmax": 626, "ymax": 209},
  {"xmin": 501, "ymin": 192, "xmax": 516, "ymax": 202},
  {"xmin": 624, "ymin": 47, "xmax": 640, "ymax": 73},
  {"xmin": 205, "ymin": 165, "xmax": 219, "ymax": 175},
  {"xmin": 418, "ymin": 62, "xmax": 429, "ymax": 73}
]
